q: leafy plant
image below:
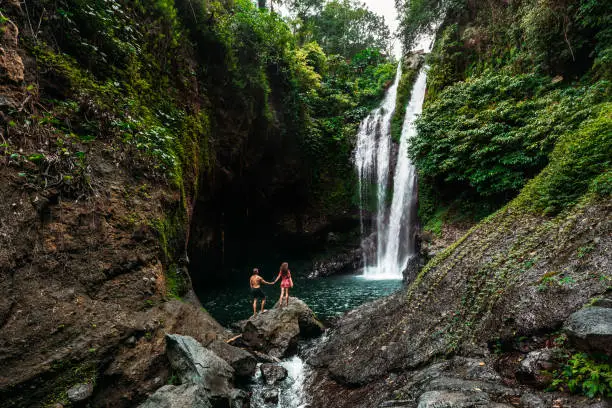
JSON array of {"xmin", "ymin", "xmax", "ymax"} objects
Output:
[{"xmin": 549, "ymin": 353, "xmax": 612, "ymax": 398}]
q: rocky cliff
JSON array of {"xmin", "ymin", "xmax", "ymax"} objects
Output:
[
  {"xmin": 0, "ymin": 0, "xmax": 371, "ymax": 406},
  {"xmin": 307, "ymin": 195, "xmax": 611, "ymax": 407}
]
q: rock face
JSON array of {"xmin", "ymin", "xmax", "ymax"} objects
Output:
[
  {"xmin": 310, "ymin": 247, "xmax": 363, "ymax": 278},
  {"xmin": 564, "ymin": 307, "xmax": 612, "ymax": 355},
  {"xmin": 241, "ymin": 297, "xmax": 324, "ymax": 358},
  {"xmin": 307, "ymin": 201, "xmax": 611, "ymax": 407},
  {"xmin": 260, "ymin": 363, "xmax": 288, "ymax": 385}
]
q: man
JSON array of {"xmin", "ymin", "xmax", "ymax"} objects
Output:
[{"xmin": 249, "ymin": 268, "xmax": 274, "ymax": 316}]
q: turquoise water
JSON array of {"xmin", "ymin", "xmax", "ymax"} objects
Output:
[{"xmin": 198, "ymin": 274, "xmax": 404, "ymax": 326}]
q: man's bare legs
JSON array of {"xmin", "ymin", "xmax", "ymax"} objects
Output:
[
  {"xmin": 261, "ymin": 298, "xmax": 266, "ymax": 313},
  {"xmin": 252, "ymin": 299, "xmax": 257, "ymax": 316}
]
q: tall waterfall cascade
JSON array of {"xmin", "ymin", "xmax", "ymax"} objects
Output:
[{"xmin": 355, "ymin": 35, "xmax": 434, "ymax": 279}]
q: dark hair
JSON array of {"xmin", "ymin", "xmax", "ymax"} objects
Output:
[
  {"xmin": 253, "ymin": 268, "xmax": 259, "ymax": 274},
  {"xmin": 280, "ymin": 262, "xmax": 289, "ymax": 277}
]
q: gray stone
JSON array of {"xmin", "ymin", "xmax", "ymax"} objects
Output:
[
  {"xmin": 242, "ymin": 297, "xmax": 323, "ymax": 358},
  {"xmin": 515, "ymin": 349, "xmax": 556, "ymax": 387},
  {"xmin": 417, "ymin": 390, "xmax": 490, "ymax": 408},
  {"xmin": 165, "ymin": 334, "xmax": 234, "ymax": 399},
  {"xmin": 563, "ymin": 307, "xmax": 612, "ymax": 354},
  {"xmin": 138, "ymin": 384, "xmax": 211, "ymax": 408},
  {"xmin": 519, "ymin": 393, "xmax": 546, "ymax": 408},
  {"xmin": 207, "ymin": 340, "xmax": 257, "ymax": 378},
  {"xmin": 252, "ymin": 350, "xmax": 282, "ymax": 364},
  {"xmin": 66, "ymin": 383, "xmax": 93, "ymax": 403},
  {"xmin": 260, "ymin": 363, "xmax": 288, "ymax": 385},
  {"xmin": 263, "ymin": 389, "xmax": 279, "ymax": 404}
]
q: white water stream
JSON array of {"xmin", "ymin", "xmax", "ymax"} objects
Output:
[{"xmin": 356, "ymin": 35, "xmax": 434, "ymax": 280}]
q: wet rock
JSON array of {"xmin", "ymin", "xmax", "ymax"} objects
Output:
[
  {"xmin": 66, "ymin": 383, "xmax": 93, "ymax": 403},
  {"xmin": 263, "ymin": 389, "xmax": 279, "ymax": 404},
  {"xmin": 252, "ymin": 350, "xmax": 282, "ymax": 364},
  {"xmin": 515, "ymin": 349, "xmax": 556, "ymax": 387},
  {"xmin": 242, "ymin": 297, "xmax": 323, "ymax": 358},
  {"xmin": 310, "ymin": 248, "xmax": 362, "ymax": 278},
  {"xmin": 229, "ymin": 388, "xmax": 249, "ymax": 408},
  {"xmin": 563, "ymin": 307, "xmax": 612, "ymax": 355},
  {"xmin": 138, "ymin": 384, "xmax": 210, "ymax": 408},
  {"xmin": 260, "ymin": 363, "xmax": 288, "ymax": 385},
  {"xmin": 416, "ymin": 390, "xmax": 490, "ymax": 407},
  {"xmin": 207, "ymin": 340, "xmax": 257, "ymax": 378},
  {"xmin": 402, "ymin": 255, "xmax": 424, "ymax": 284},
  {"xmin": 165, "ymin": 334, "xmax": 234, "ymax": 398}
]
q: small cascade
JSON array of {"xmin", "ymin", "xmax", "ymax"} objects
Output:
[
  {"xmin": 249, "ymin": 356, "xmax": 309, "ymax": 408},
  {"xmin": 356, "ymin": 35, "xmax": 434, "ymax": 279}
]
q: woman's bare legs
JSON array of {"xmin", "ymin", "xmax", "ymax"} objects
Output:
[
  {"xmin": 284, "ymin": 288, "xmax": 290, "ymax": 306},
  {"xmin": 278, "ymin": 288, "xmax": 285, "ymax": 308}
]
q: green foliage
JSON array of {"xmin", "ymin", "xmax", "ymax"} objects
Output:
[
  {"xmin": 516, "ymin": 103, "xmax": 612, "ymax": 214},
  {"xmin": 397, "ymin": 0, "xmax": 453, "ymax": 50},
  {"xmin": 550, "ymin": 353, "xmax": 612, "ymax": 398},
  {"xmin": 410, "ymin": 71, "xmax": 609, "ymax": 217},
  {"xmin": 290, "ymin": 0, "xmax": 392, "ymax": 58}
]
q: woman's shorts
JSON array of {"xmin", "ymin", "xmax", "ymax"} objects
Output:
[{"xmin": 251, "ymin": 287, "xmax": 266, "ymax": 300}]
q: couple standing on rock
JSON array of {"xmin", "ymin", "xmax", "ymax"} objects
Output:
[{"xmin": 249, "ymin": 262, "xmax": 294, "ymax": 316}]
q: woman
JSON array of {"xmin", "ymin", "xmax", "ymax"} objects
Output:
[{"xmin": 273, "ymin": 262, "xmax": 293, "ymax": 307}]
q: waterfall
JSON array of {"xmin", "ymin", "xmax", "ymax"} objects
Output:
[
  {"xmin": 355, "ymin": 63, "xmax": 402, "ymax": 269},
  {"xmin": 375, "ymin": 68, "xmax": 428, "ymax": 278},
  {"xmin": 355, "ymin": 36, "xmax": 433, "ymax": 279}
]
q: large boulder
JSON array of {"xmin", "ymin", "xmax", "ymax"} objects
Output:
[
  {"xmin": 241, "ymin": 297, "xmax": 323, "ymax": 358},
  {"xmin": 165, "ymin": 334, "xmax": 234, "ymax": 392},
  {"xmin": 139, "ymin": 335, "xmax": 251, "ymax": 408},
  {"xmin": 207, "ymin": 340, "xmax": 258, "ymax": 378},
  {"xmin": 563, "ymin": 307, "xmax": 612, "ymax": 355}
]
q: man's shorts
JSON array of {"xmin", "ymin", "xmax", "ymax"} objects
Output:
[{"xmin": 251, "ymin": 287, "xmax": 266, "ymax": 300}]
